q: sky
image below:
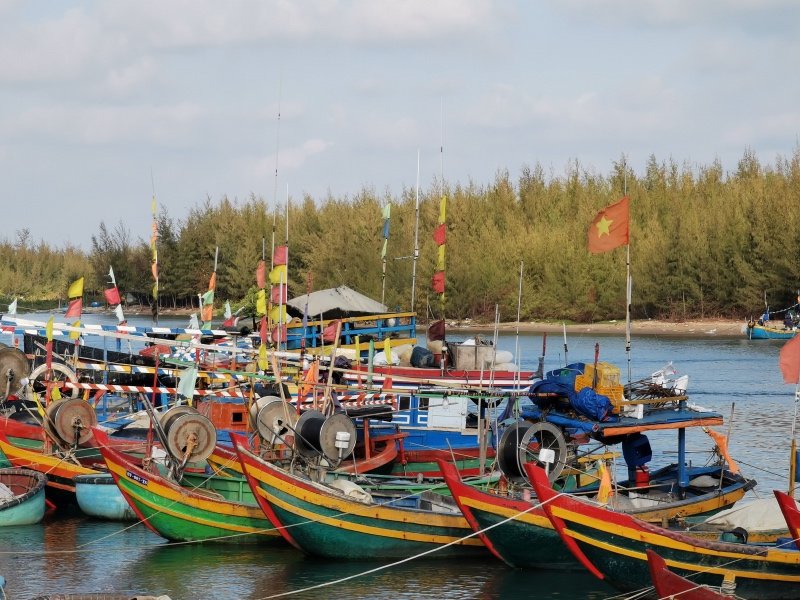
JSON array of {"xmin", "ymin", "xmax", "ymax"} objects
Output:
[{"xmin": 2, "ymin": 0, "xmax": 799, "ymax": 248}]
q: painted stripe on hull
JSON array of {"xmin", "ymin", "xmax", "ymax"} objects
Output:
[
  {"xmin": 102, "ymin": 450, "xmax": 277, "ymax": 543},
  {"xmin": 239, "ymin": 449, "xmax": 483, "ymax": 559}
]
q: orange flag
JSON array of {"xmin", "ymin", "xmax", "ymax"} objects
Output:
[
  {"xmin": 588, "ymin": 196, "xmax": 629, "ymax": 254},
  {"xmin": 780, "ymin": 335, "xmax": 800, "ymax": 384},
  {"xmin": 704, "ymin": 428, "xmax": 740, "ymax": 475}
]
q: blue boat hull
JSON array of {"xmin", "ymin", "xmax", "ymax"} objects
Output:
[
  {"xmin": 746, "ymin": 324, "xmax": 797, "ymax": 339},
  {"xmin": 75, "ymin": 473, "xmax": 137, "ymax": 521}
]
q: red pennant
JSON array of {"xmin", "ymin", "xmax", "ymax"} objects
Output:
[
  {"xmin": 433, "ymin": 223, "xmax": 446, "ymax": 246},
  {"xmin": 259, "ymin": 315, "xmax": 267, "ymax": 344},
  {"xmin": 64, "ymin": 298, "xmax": 83, "ymax": 318},
  {"xmin": 322, "ymin": 319, "xmax": 341, "ymax": 343},
  {"xmin": 431, "ymin": 271, "xmax": 445, "ymax": 294},
  {"xmin": 274, "ymin": 245, "xmax": 288, "ymax": 266},
  {"xmin": 104, "ymin": 287, "xmax": 121, "ymax": 306},
  {"xmin": 256, "ymin": 260, "xmax": 266, "ymax": 289}
]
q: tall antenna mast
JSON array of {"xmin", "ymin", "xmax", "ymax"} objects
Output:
[
  {"xmin": 270, "ymin": 81, "xmax": 282, "ymax": 271},
  {"xmin": 411, "ymin": 149, "xmax": 421, "ymax": 312}
]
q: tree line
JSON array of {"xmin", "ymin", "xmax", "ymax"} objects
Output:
[{"xmin": 2, "ymin": 149, "xmax": 799, "ymax": 323}]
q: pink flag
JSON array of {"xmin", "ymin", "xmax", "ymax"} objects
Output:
[
  {"xmin": 256, "ymin": 260, "xmax": 266, "ymax": 289},
  {"xmin": 104, "ymin": 287, "xmax": 121, "ymax": 306},
  {"xmin": 65, "ymin": 298, "xmax": 83, "ymax": 318},
  {"xmin": 271, "ymin": 285, "xmax": 287, "ymax": 305},
  {"xmin": 259, "ymin": 315, "xmax": 267, "ymax": 344},
  {"xmin": 780, "ymin": 335, "xmax": 800, "ymax": 384},
  {"xmin": 274, "ymin": 245, "xmax": 288, "ymax": 266}
]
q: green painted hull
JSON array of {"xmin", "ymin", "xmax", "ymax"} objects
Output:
[
  {"xmin": 468, "ymin": 505, "xmax": 574, "ymax": 569},
  {"xmin": 100, "ymin": 445, "xmax": 279, "ymax": 544},
  {"xmin": 238, "ymin": 447, "xmax": 486, "ymax": 560}
]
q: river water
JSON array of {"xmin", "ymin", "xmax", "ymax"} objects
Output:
[{"xmin": 0, "ymin": 318, "xmax": 795, "ymax": 599}]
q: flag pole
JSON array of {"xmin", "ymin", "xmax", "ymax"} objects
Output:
[{"xmin": 626, "ymin": 243, "xmax": 632, "ymax": 385}]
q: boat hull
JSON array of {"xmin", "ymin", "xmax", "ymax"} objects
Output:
[
  {"xmin": 746, "ymin": 324, "xmax": 797, "ymax": 339},
  {"xmin": 235, "ymin": 438, "xmax": 485, "ymax": 560},
  {"xmin": 75, "ymin": 473, "xmax": 136, "ymax": 521},
  {"xmin": 95, "ymin": 431, "xmax": 279, "ymax": 543}
]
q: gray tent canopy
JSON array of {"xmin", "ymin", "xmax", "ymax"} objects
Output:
[{"xmin": 286, "ymin": 286, "xmax": 389, "ymax": 320}]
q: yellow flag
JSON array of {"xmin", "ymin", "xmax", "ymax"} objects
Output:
[
  {"xmin": 258, "ymin": 343, "xmax": 268, "ymax": 370},
  {"xmin": 439, "ymin": 195, "xmax": 447, "ymax": 223},
  {"xmin": 384, "ymin": 337, "xmax": 392, "ymax": 364},
  {"xmin": 51, "ymin": 385, "xmax": 62, "ymax": 402},
  {"xmin": 256, "ymin": 289, "xmax": 267, "ymax": 316},
  {"xmin": 69, "ymin": 320, "xmax": 81, "ymax": 340},
  {"xmin": 269, "ymin": 265, "xmax": 287, "ymax": 285},
  {"xmin": 597, "ymin": 460, "xmax": 612, "ymax": 504},
  {"xmin": 436, "ymin": 245, "xmax": 446, "ymax": 271},
  {"xmin": 269, "ymin": 304, "xmax": 288, "ymax": 325},
  {"xmin": 67, "ymin": 277, "xmax": 84, "ymax": 299},
  {"xmin": 45, "ymin": 316, "xmax": 54, "ymax": 342}
]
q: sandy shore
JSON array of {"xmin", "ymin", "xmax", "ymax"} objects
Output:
[{"xmin": 448, "ymin": 318, "xmax": 749, "ymax": 338}]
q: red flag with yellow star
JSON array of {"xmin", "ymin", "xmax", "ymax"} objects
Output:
[{"xmin": 588, "ymin": 196, "xmax": 629, "ymax": 254}]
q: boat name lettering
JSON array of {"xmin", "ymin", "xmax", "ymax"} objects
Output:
[{"xmin": 126, "ymin": 470, "xmax": 148, "ymax": 486}]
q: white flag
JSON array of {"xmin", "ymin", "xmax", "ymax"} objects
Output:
[
  {"xmin": 108, "ymin": 266, "xmax": 116, "ymax": 286},
  {"xmin": 177, "ymin": 365, "xmax": 198, "ymax": 404},
  {"xmin": 224, "ymin": 300, "xmax": 232, "ymax": 320},
  {"xmin": 188, "ymin": 313, "xmax": 199, "ymax": 330},
  {"xmin": 114, "ymin": 303, "xmax": 125, "ymax": 323},
  {"xmin": 7, "ymin": 298, "xmax": 17, "ymax": 316}
]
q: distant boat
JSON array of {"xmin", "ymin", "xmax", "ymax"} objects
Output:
[
  {"xmin": 745, "ymin": 320, "xmax": 798, "ymax": 339},
  {"xmin": 0, "ymin": 467, "xmax": 47, "ymax": 526}
]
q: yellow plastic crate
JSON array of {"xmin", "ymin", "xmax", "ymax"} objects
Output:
[{"xmin": 574, "ymin": 362, "xmax": 625, "ymax": 410}]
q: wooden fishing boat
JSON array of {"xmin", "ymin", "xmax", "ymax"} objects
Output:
[
  {"xmin": 439, "ymin": 456, "xmax": 754, "ymax": 570},
  {"xmin": 530, "ymin": 464, "xmax": 800, "ymax": 600},
  {"xmin": 646, "ymin": 549, "xmax": 732, "ymax": 599},
  {"xmin": 0, "ymin": 429, "xmax": 99, "ymax": 497},
  {"xmin": 0, "ymin": 467, "xmax": 47, "ymax": 526},
  {"xmin": 746, "ymin": 322, "xmax": 798, "ymax": 340},
  {"xmin": 93, "ymin": 428, "xmax": 280, "ymax": 544},
  {"xmin": 233, "ymin": 434, "xmax": 485, "ymax": 560}
]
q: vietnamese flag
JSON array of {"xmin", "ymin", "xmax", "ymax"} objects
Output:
[{"xmin": 588, "ymin": 196, "xmax": 629, "ymax": 254}]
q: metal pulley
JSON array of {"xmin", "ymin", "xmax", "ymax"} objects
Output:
[
  {"xmin": 294, "ymin": 410, "xmax": 357, "ymax": 462},
  {"xmin": 43, "ymin": 397, "xmax": 98, "ymax": 447},
  {"xmin": 497, "ymin": 420, "xmax": 570, "ymax": 484},
  {"xmin": 249, "ymin": 396, "xmax": 297, "ymax": 445},
  {"xmin": 158, "ymin": 405, "xmax": 217, "ymax": 463},
  {"xmin": 0, "ymin": 347, "xmax": 30, "ymax": 400}
]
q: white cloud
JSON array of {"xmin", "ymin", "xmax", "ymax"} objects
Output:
[
  {"xmin": 1, "ymin": 103, "xmax": 207, "ymax": 145},
  {"xmin": 245, "ymin": 138, "xmax": 333, "ymax": 179}
]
